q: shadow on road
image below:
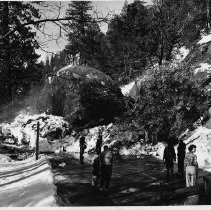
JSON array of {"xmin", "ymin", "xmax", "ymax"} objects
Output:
[{"xmin": 48, "ymin": 153, "xmax": 211, "ymax": 206}]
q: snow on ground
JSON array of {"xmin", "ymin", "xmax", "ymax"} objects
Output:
[
  {"xmin": 1, "ymin": 112, "xmax": 211, "ymax": 173},
  {"xmin": 0, "ymin": 154, "xmax": 13, "ymax": 163},
  {"xmin": 120, "ymin": 81, "xmax": 135, "ymax": 96},
  {"xmin": 194, "ymin": 63, "xmax": 211, "ymax": 74},
  {"xmin": 198, "ymin": 33, "xmax": 211, "ymax": 45},
  {"xmin": 0, "ymin": 113, "xmax": 69, "ymax": 148},
  {"xmin": 0, "ymin": 155, "xmax": 57, "ymax": 206},
  {"xmin": 66, "ymin": 124, "xmax": 112, "ymax": 153},
  {"xmin": 174, "ymin": 46, "xmax": 190, "ymax": 62}
]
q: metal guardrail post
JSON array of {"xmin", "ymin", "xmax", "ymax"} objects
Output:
[
  {"xmin": 203, "ymin": 176, "xmax": 208, "ymax": 197},
  {"xmin": 36, "ymin": 121, "xmax": 40, "ymax": 160},
  {"xmin": 160, "ymin": 181, "xmax": 163, "ymax": 203}
]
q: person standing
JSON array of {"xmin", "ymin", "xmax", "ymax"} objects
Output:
[
  {"xmin": 163, "ymin": 142, "xmax": 176, "ymax": 180},
  {"xmin": 79, "ymin": 136, "xmax": 86, "ymax": 165},
  {"xmin": 96, "ymin": 131, "xmax": 103, "ymax": 155},
  {"xmin": 91, "ymin": 155, "xmax": 101, "ymax": 192},
  {"xmin": 177, "ymin": 140, "xmax": 186, "ymax": 176},
  {"xmin": 184, "ymin": 144, "xmax": 198, "ymax": 187},
  {"xmin": 99, "ymin": 145, "xmax": 113, "ymax": 192}
]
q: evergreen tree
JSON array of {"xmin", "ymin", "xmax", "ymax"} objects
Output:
[
  {"xmin": 106, "ymin": 1, "xmax": 148, "ymax": 83},
  {"xmin": 0, "ymin": 2, "xmax": 40, "ymax": 103},
  {"xmin": 64, "ymin": 1, "xmax": 107, "ymax": 70}
]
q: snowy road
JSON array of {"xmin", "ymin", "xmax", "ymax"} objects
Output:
[{"xmin": 48, "ymin": 153, "xmax": 209, "ymax": 206}]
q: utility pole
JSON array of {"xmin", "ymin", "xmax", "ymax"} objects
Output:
[{"xmin": 36, "ymin": 121, "xmax": 40, "ymax": 160}]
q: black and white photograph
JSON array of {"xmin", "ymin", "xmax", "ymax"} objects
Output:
[{"xmin": 0, "ymin": 0, "xmax": 211, "ymax": 207}]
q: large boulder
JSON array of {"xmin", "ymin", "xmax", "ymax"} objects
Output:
[{"xmin": 37, "ymin": 65, "xmax": 126, "ymax": 128}]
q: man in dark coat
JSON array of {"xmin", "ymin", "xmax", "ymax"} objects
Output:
[
  {"xmin": 99, "ymin": 145, "xmax": 113, "ymax": 192},
  {"xmin": 79, "ymin": 136, "xmax": 86, "ymax": 165},
  {"xmin": 163, "ymin": 142, "xmax": 176, "ymax": 180},
  {"xmin": 177, "ymin": 140, "xmax": 186, "ymax": 176},
  {"xmin": 96, "ymin": 132, "xmax": 103, "ymax": 155},
  {"xmin": 92, "ymin": 155, "xmax": 101, "ymax": 192}
]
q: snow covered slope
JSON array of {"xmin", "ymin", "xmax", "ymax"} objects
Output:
[{"xmin": 0, "ymin": 155, "xmax": 57, "ymax": 207}]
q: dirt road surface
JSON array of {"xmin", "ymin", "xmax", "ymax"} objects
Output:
[{"xmin": 48, "ymin": 153, "xmax": 210, "ymax": 206}]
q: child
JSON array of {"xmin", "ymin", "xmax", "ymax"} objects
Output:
[{"xmin": 92, "ymin": 155, "xmax": 101, "ymax": 191}]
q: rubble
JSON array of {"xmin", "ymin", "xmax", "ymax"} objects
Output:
[{"xmin": 0, "ymin": 113, "xmax": 70, "ymax": 149}]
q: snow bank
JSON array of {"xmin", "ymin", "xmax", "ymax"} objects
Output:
[
  {"xmin": 198, "ymin": 34, "xmax": 211, "ymax": 45},
  {"xmin": 194, "ymin": 63, "xmax": 211, "ymax": 74},
  {"xmin": 0, "ymin": 113, "xmax": 69, "ymax": 148},
  {"xmin": 0, "ymin": 155, "xmax": 57, "ymax": 206},
  {"xmin": 0, "ymin": 154, "xmax": 13, "ymax": 163}
]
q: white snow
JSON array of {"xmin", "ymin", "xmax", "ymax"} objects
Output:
[
  {"xmin": 174, "ymin": 46, "xmax": 190, "ymax": 62},
  {"xmin": 198, "ymin": 34, "xmax": 211, "ymax": 45},
  {"xmin": 0, "ymin": 113, "xmax": 69, "ymax": 148},
  {"xmin": 120, "ymin": 81, "xmax": 135, "ymax": 96},
  {"xmin": 0, "ymin": 155, "xmax": 57, "ymax": 206},
  {"xmin": 194, "ymin": 63, "xmax": 211, "ymax": 74}
]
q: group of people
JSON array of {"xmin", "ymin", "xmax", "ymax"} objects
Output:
[
  {"xmin": 163, "ymin": 141, "xmax": 198, "ymax": 187},
  {"xmin": 79, "ymin": 132, "xmax": 114, "ymax": 193},
  {"xmin": 80, "ymin": 132, "xmax": 198, "ymax": 191}
]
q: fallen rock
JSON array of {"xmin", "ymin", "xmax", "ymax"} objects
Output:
[
  {"xmin": 37, "ymin": 65, "xmax": 126, "ymax": 128},
  {"xmin": 0, "ymin": 113, "xmax": 70, "ymax": 148}
]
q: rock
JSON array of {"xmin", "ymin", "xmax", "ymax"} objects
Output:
[
  {"xmin": 37, "ymin": 65, "xmax": 126, "ymax": 128},
  {"xmin": 0, "ymin": 114, "xmax": 70, "ymax": 148}
]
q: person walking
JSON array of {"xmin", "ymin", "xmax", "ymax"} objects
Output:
[
  {"xmin": 79, "ymin": 136, "xmax": 86, "ymax": 165},
  {"xmin": 96, "ymin": 131, "xmax": 103, "ymax": 155},
  {"xmin": 99, "ymin": 145, "xmax": 113, "ymax": 193},
  {"xmin": 184, "ymin": 144, "xmax": 198, "ymax": 187},
  {"xmin": 177, "ymin": 140, "xmax": 186, "ymax": 176},
  {"xmin": 163, "ymin": 142, "xmax": 176, "ymax": 180}
]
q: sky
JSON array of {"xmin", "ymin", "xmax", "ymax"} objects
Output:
[{"xmin": 35, "ymin": 0, "xmax": 153, "ymax": 62}]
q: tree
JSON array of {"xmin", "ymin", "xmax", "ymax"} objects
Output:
[
  {"xmin": 131, "ymin": 64, "xmax": 210, "ymax": 143},
  {"xmin": 0, "ymin": 2, "xmax": 40, "ymax": 103},
  {"xmin": 64, "ymin": 1, "xmax": 107, "ymax": 69},
  {"xmin": 106, "ymin": 0, "xmax": 149, "ymax": 83}
]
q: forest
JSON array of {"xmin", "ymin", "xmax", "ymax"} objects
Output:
[{"xmin": 1, "ymin": 0, "xmax": 211, "ymax": 144}]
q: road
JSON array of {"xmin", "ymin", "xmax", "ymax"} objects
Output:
[{"xmin": 48, "ymin": 153, "xmax": 208, "ymax": 206}]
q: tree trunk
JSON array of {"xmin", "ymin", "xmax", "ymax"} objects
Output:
[
  {"xmin": 159, "ymin": 45, "xmax": 164, "ymax": 66},
  {"xmin": 166, "ymin": 44, "xmax": 174, "ymax": 61},
  {"xmin": 206, "ymin": 0, "xmax": 211, "ymax": 34}
]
